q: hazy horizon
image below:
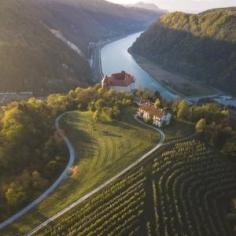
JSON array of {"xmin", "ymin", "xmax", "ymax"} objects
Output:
[{"xmin": 108, "ymin": 0, "xmax": 236, "ymax": 13}]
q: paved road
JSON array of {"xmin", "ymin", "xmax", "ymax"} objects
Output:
[
  {"xmin": 27, "ymin": 115, "xmax": 165, "ymax": 236},
  {"xmin": 91, "ymin": 43, "xmax": 104, "ymax": 82},
  {"xmin": 0, "ymin": 112, "xmax": 76, "ymax": 230}
]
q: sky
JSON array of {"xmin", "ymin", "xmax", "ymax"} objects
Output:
[{"xmin": 108, "ymin": 0, "xmax": 236, "ymax": 13}]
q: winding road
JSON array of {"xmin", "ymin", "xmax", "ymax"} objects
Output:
[
  {"xmin": 27, "ymin": 115, "xmax": 165, "ymax": 236},
  {"xmin": 0, "ymin": 112, "xmax": 165, "ymax": 234},
  {"xmin": 0, "ymin": 112, "xmax": 76, "ymax": 230}
]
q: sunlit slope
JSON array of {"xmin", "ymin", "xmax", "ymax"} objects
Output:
[
  {"xmin": 31, "ymin": 139, "xmax": 236, "ymax": 235},
  {"xmin": 3, "ymin": 110, "xmax": 160, "ymax": 235}
]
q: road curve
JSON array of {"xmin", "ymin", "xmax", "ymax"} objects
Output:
[
  {"xmin": 27, "ymin": 115, "xmax": 165, "ymax": 236},
  {"xmin": 0, "ymin": 112, "xmax": 76, "ymax": 230}
]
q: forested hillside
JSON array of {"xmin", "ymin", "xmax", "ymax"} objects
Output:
[
  {"xmin": 0, "ymin": 0, "xmax": 161, "ymax": 94},
  {"xmin": 37, "ymin": 0, "xmax": 162, "ymax": 54},
  {"xmin": 130, "ymin": 8, "xmax": 236, "ymax": 95},
  {"xmin": 0, "ymin": 0, "xmax": 92, "ymax": 94}
]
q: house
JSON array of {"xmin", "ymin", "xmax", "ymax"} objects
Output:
[
  {"xmin": 101, "ymin": 71, "xmax": 135, "ymax": 92},
  {"xmin": 137, "ymin": 102, "xmax": 172, "ymax": 127}
]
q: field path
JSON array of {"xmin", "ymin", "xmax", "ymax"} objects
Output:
[
  {"xmin": 27, "ymin": 114, "xmax": 165, "ymax": 235},
  {"xmin": 0, "ymin": 112, "xmax": 76, "ymax": 230}
]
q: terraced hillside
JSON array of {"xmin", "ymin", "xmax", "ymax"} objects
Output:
[
  {"xmin": 29, "ymin": 138, "xmax": 236, "ymax": 236},
  {"xmin": 33, "ymin": 167, "xmax": 146, "ymax": 235},
  {"xmin": 2, "ymin": 110, "xmax": 160, "ymax": 235},
  {"xmin": 151, "ymin": 139, "xmax": 236, "ymax": 235}
]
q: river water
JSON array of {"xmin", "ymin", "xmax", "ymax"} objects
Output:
[{"xmin": 101, "ymin": 32, "xmax": 178, "ymax": 100}]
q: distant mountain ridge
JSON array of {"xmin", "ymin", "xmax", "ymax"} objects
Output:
[
  {"xmin": 130, "ymin": 8, "xmax": 236, "ymax": 95},
  {"xmin": 128, "ymin": 2, "xmax": 163, "ymax": 12},
  {"xmin": 0, "ymin": 0, "xmax": 162, "ymax": 94},
  {"xmin": 36, "ymin": 0, "xmax": 162, "ymax": 55}
]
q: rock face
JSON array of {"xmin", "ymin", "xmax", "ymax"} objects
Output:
[
  {"xmin": 130, "ymin": 8, "xmax": 236, "ymax": 95},
  {"xmin": 0, "ymin": 0, "xmax": 161, "ymax": 95}
]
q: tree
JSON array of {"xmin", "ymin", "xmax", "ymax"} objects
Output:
[
  {"xmin": 32, "ymin": 171, "xmax": 48, "ymax": 190},
  {"xmin": 95, "ymin": 99, "xmax": 105, "ymax": 111},
  {"xmin": 111, "ymin": 106, "xmax": 120, "ymax": 119},
  {"xmin": 47, "ymin": 94, "xmax": 69, "ymax": 114},
  {"xmin": 154, "ymin": 98, "xmax": 161, "ymax": 108},
  {"xmin": 195, "ymin": 118, "xmax": 206, "ymax": 133},
  {"xmin": 177, "ymin": 100, "xmax": 189, "ymax": 119},
  {"xmin": 5, "ymin": 182, "xmax": 27, "ymax": 208}
]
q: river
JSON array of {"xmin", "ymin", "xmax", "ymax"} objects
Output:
[{"xmin": 101, "ymin": 32, "xmax": 178, "ymax": 100}]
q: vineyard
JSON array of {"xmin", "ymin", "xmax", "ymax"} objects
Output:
[
  {"xmin": 151, "ymin": 139, "xmax": 236, "ymax": 236},
  {"xmin": 30, "ymin": 138, "xmax": 236, "ymax": 236},
  {"xmin": 32, "ymin": 167, "xmax": 146, "ymax": 236}
]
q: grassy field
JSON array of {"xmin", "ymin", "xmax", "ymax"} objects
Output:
[{"xmin": 3, "ymin": 109, "xmax": 160, "ymax": 235}]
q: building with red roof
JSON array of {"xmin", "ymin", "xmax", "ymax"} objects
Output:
[
  {"xmin": 137, "ymin": 102, "xmax": 172, "ymax": 127},
  {"xmin": 101, "ymin": 71, "xmax": 135, "ymax": 92}
]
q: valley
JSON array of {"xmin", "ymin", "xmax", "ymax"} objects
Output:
[
  {"xmin": 0, "ymin": 0, "xmax": 161, "ymax": 95},
  {"xmin": 0, "ymin": 1, "xmax": 236, "ymax": 235}
]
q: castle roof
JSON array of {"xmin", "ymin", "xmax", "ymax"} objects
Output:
[{"xmin": 102, "ymin": 71, "xmax": 135, "ymax": 87}]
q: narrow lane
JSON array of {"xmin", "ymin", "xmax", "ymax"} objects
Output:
[
  {"xmin": 0, "ymin": 112, "xmax": 76, "ymax": 230},
  {"xmin": 27, "ymin": 115, "xmax": 165, "ymax": 236}
]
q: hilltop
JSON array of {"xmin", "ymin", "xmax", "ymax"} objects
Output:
[{"xmin": 130, "ymin": 8, "xmax": 236, "ymax": 95}]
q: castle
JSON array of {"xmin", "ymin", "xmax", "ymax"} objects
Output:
[{"xmin": 101, "ymin": 71, "xmax": 135, "ymax": 92}]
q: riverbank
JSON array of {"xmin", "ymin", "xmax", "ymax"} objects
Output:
[
  {"xmin": 90, "ymin": 32, "xmax": 142, "ymax": 82},
  {"xmin": 100, "ymin": 32, "xmax": 178, "ymax": 101},
  {"xmin": 131, "ymin": 54, "xmax": 219, "ymax": 97}
]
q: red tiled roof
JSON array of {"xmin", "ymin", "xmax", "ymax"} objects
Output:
[
  {"xmin": 139, "ymin": 103, "xmax": 167, "ymax": 118},
  {"xmin": 102, "ymin": 71, "xmax": 135, "ymax": 87}
]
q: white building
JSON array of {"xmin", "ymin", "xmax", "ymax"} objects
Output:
[{"xmin": 138, "ymin": 103, "xmax": 172, "ymax": 127}]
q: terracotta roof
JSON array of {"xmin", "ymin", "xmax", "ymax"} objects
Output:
[
  {"xmin": 139, "ymin": 103, "xmax": 167, "ymax": 118},
  {"xmin": 102, "ymin": 71, "xmax": 135, "ymax": 87}
]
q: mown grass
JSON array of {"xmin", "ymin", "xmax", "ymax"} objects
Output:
[{"xmin": 3, "ymin": 109, "xmax": 160, "ymax": 235}]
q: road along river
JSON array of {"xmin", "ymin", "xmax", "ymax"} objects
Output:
[{"xmin": 101, "ymin": 32, "xmax": 179, "ymax": 101}]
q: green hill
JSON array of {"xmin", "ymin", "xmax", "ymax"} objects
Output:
[
  {"xmin": 0, "ymin": 0, "xmax": 161, "ymax": 95},
  {"xmin": 130, "ymin": 8, "xmax": 236, "ymax": 95}
]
